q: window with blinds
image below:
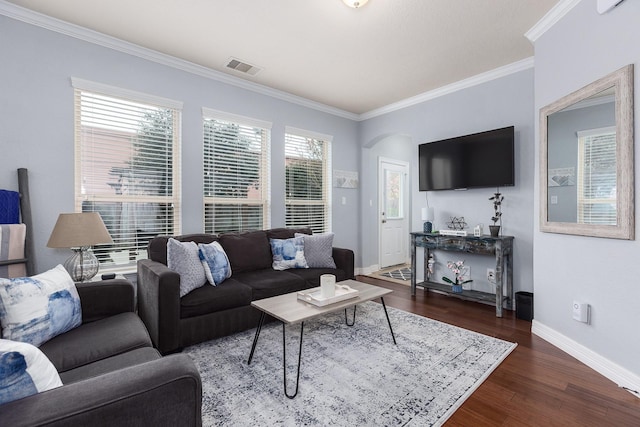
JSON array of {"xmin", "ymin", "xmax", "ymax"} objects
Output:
[
  {"xmin": 284, "ymin": 127, "xmax": 332, "ymax": 234},
  {"xmin": 203, "ymin": 109, "xmax": 271, "ymax": 234},
  {"xmin": 73, "ymin": 78, "xmax": 182, "ymax": 270},
  {"xmin": 577, "ymin": 126, "xmax": 617, "ymax": 225}
]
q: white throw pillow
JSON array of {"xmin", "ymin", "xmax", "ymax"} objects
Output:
[
  {"xmin": 0, "ymin": 265, "xmax": 82, "ymax": 347},
  {"xmin": 0, "ymin": 338, "xmax": 63, "ymax": 404},
  {"xmin": 167, "ymin": 238, "xmax": 207, "ymax": 297},
  {"xmin": 198, "ymin": 242, "xmax": 232, "ymax": 286}
]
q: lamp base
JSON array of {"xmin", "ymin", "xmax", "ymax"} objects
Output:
[
  {"xmin": 423, "ymin": 221, "xmax": 433, "ymax": 233},
  {"xmin": 63, "ymin": 247, "xmax": 99, "ymax": 282}
]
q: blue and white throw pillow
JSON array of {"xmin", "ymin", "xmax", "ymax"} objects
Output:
[
  {"xmin": 167, "ymin": 238, "xmax": 208, "ymax": 297},
  {"xmin": 295, "ymin": 232, "xmax": 337, "ymax": 268},
  {"xmin": 0, "ymin": 339, "xmax": 63, "ymax": 405},
  {"xmin": 269, "ymin": 237, "xmax": 308, "ymax": 270},
  {"xmin": 198, "ymin": 242, "xmax": 232, "ymax": 286},
  {"xmin": 0, "ymin": 265, "xmax": 82, "ymax": 347}
]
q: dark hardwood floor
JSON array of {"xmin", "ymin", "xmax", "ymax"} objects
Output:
[{"xmin": 357, "ymin": 275, "xmax": 640, "ymax": 426}]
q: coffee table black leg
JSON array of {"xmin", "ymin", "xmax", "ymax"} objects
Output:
[
  {"xmin": 247, "ymin": 311, "xmax": 266, "ymax": 365},
  {"xmin": 380, "ymin": 297, "xmax": 397, "ymax": 345},
  {"xmin": 282, "ymin": 321, "xmax": 304, "ymax": 399},
  {"xmin": 344, "ymin": 305, "xmax": 357, "ymax": 326}
]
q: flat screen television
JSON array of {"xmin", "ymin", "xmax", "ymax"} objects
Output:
[{"xmin": 418, "ymin": 126, "xmax": 515, "ymax": 191}]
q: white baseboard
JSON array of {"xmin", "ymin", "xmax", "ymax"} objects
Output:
[
  {"xmin": 532, "ymin": 320, "xmax": 640, "ymax": 398},
  {"xmin": 356, "ymin": 264, "xmax": 379, "ymax": 276}
]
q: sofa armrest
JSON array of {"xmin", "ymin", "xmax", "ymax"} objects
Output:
[
  {"xmin": 76, "ymin": 279, "xmax": 135, "ymax": 323},
  {"xmin": 137, "ymin": 259, "xmax": 181, "ymax": 354},
  {"xmin": 332, "ymin": 247, "xmax": 355, "ymax": 279},
  {"xmin": 0, "ymin": 354, "xmax": 202, "ymax": 427}
]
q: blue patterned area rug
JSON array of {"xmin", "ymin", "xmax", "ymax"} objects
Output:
[{"xmin": 184, "ymin": 301, "xmax": 516, "ymax": 426}]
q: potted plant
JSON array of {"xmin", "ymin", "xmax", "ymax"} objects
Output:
[
  {"xmin": 489, "ymin": 191, "xmax": 504, "ymax": 237},
  {"xmin": 442, "ymin": 260, "xmax": 472, "ymax": 293}
]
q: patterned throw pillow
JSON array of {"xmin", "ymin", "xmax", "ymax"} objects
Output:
[
  {"xmin": 0, "ymin": 265, "xmax": 82, "ymax": 347},
  {"xmin": 0, "ymin": 339, "xmax": 63, "ymax": 405},
  {"xmin": 295, "ymin": 232, "xmax": 337, "ymax": 268},
  {"xmin": 198, "ymin": 242, "xmax": 232, "ymax": 286},
  {"xmin": 166, "ymin": 238, "xmax": 207, "ymax": 297},
  {"xmin": 269, "ymin": 237, "xmax": 308, "ymax": 271}
]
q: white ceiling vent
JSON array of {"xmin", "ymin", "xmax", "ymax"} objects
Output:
[{"xmin": 226, "ymin": 58, "xmax": 262, "ymax": 76}]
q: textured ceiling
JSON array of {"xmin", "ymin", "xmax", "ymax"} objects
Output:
[{"xmin": 7, "ymin": 0, "xmax": 559, "ymax": 114}]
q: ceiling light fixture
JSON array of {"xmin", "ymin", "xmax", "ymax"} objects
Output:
[{"xmin": 342, "ymin": 0, "xmax": 369, "ymax": 8}]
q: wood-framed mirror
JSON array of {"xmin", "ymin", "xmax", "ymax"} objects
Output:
[{"xmin": 540, "ymin": 64, "xmax": 634, "ymax": 239}]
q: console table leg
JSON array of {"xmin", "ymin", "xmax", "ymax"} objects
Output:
[
  {"xmin": 411, "ymin": 236, "xmax": 417, "ymax": 296},
  {"xmin": 380, "ymin": 297, "xmax": 397, "ymax": 345},
  {"xmin": 283, "ymin": 321, "xmax": 304, "ymax": 399},
  {"xmin": 247, "ymin": 311, "xmax": 266, "ymax": 365}
]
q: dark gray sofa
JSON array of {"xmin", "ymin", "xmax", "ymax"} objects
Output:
[
  {"xmin": 0, "ymin": 279, "xmax": 202, "ymax": 426},
  {"xmin": 137, "ymin": 227, "xmax": 355, "ymax": 354}
]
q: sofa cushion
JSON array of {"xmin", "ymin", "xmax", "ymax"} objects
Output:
[
  {"xmin": 148, "ymin": 234, "xmax": 217, "ymax": 265},
  {"xmin": 0, "ymin": 339, "xmax": 62, "ymax": 405},
  {"xmin": 180, "ymin": 279, "xmax": 253, "ymax": 319},
  {"xmin": 266, "ymin": 227, "xmax": 312, "ymax": 240},
  {"xmin": 287, "ymin": 268, "xmax": 348, "ymax": 287},
  {"xmin": 295, "ymin": 232, "xmax": 337, "ymax": 268},
  {"xmin": 39, "ymin": 312, "xmax": 152, "ymax": 373},
  {"xmin": 167, "ymin": 238, "xmax": 207, "ymax": 297},
  {"xmin": 59, "ymin": 347, "xmax": 160, "ymax": 385},
  {"xmin": 0, "ymin": 265, "xmax": 82, "ymax": 347},
  {"xmin": 198, "ymin": 241, "xmax": 232, "ymax": 285},
  {"xmin": 233, "ymin": 270, "xmax": 309, "ymax": 300},
  {"xmin": 269, "ymin": 236, "xmax": 308, "ymax": 270},
  {"xmin": 218, "ymin": 231, "xmax": 272, "ymax": 274}
]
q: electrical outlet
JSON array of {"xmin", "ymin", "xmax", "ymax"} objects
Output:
[{"xmin": 487, "ymin": 268, "xmax": 495, "ymax": 283}]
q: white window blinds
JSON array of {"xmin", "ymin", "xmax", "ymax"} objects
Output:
[
  {"xmin": 577, "ymin": 126, "xmax": 617, "ymax": 225},
  {"xmin": 203, "ymin": 109, "xmax": 271, "ymax": 234},
  {"xmin": 73, "ymin": 79, "xmax": 182, "ymax": 270},
  {"xmin": 284, "ymin": 127, "xmax": 332, "ymax": 233}
]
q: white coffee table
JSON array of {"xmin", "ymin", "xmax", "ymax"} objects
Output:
[{"xmin": 247, "ymin": 279, "xmax": 396, "ymax": 398}]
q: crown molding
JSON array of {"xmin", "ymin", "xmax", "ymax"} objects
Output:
[
  {"xmin": 0, "ymin": 1, "xmax": 359, "ymax": 121},
  {"xmin": 525, "ymin": 0, "xmax": 582, "ymax": 43},
  {"xmin": 2, "ymin": 0, "xmax": 551, "ymax": 123},
  {"xmin": 359, "ymin": 57, "xmax": 535, "ymax": 121}
]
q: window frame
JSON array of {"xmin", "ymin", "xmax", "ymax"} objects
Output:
[
  {"xmin": 72, "ymin": 78, "xmax": 182, "ymax": 271},
  {"xmin": 576, "ymin": 126, "xmax": 617, "ymax": 225},
  {"xmin": 284, "ymin": 126, "xmax": 332, "ymax": 234},
  {"xmin": 202, "ymin": 108, "xmax": 271, "ymax": 234}
]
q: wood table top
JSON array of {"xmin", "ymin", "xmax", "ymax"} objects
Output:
[{"xmin": 251, "ymin": 279, "xmax": 392, "ymax": 324}]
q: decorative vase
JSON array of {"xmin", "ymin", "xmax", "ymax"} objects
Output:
[
  {"xmin": 451, "ymin": 284, "xmax": 463, "ymax": 293},
  {"xmin": 489, "ymin": 225, "xmax": 500, "ymax": 237}
]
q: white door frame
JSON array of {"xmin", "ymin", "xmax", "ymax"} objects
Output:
[{"xmin": 378, "ymin": 157, "xmax": 410, "ymax": 269}]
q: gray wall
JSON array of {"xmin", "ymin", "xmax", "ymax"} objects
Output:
[
  {"xmin": 359, "ymin": 70, "xmax": 536, "ymax": 294},
  {"xmin": 533, "ymin": 0, "xmax": 640, "ymax": 375},
  {"xmin": 0, "ymin": 15, "xmax": 360, "ymax": 272}
]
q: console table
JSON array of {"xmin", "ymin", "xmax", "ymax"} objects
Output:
[{"xmin": 410, "ymin": 232, "xmax": 514, "ymax": 317}]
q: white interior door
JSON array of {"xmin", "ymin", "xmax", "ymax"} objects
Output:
[{"xmin": 379, "ymin": 157, "xmax": 409, "ymax": 269}]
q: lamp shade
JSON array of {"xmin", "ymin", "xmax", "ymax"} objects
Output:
[
  {"xmin": 421, "ymin": 207, "xmax": 434, "ymax": 222},
  {"xmin": 47, "ymin": 212, "xmax": 113, "ymax": 248}
]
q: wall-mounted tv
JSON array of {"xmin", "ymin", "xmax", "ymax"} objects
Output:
[{"xmin": 418, "ymin": 126, "xmax": 515, "ymax": 191}]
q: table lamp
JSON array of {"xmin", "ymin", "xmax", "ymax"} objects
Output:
[
  {"xmin": 47, "ymin": 212, "xmax": 113, "ymax": 281},
  {"xmin": 421, "ymin": 207, "xmax": 434, "ymax": 233}
]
